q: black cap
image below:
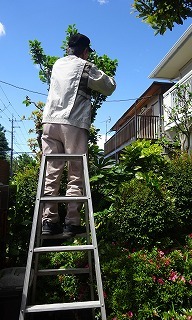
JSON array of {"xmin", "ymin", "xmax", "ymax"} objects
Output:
[{"xmin": 68, "ymin": 33, "xmax": 94, "ymax": 52}]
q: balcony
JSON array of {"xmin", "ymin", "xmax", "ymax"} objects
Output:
[{"xmin": 104, "ymin": 115, "xmax": 160, "ymax": 157}]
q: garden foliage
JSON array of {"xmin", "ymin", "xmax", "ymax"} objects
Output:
[{"xmin": 7, "ymin": 140, "xmax": 192, "ymax": 319}]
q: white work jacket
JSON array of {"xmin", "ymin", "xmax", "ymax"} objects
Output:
[{"xmin": 42, "ymin": 55, "xmax": 116, "ymax": 131}]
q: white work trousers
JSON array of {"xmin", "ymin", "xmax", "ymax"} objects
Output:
[{"xmin": 41, "ymin": 123, "xmax": 88, "ymax": 226}]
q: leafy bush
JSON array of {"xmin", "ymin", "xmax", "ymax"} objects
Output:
[
  {"xmin": 6, "ymin": 140, "xmax": 192, "ymax": 320},
  {"xmin": 165, "ymin": 153, "xmax": 192, "ymax": 236},
  {"xmin": 93, "ymin": 148, "xmax": 192, "ymax": 319},
  {"xmin": 105, "ymin": 178, "xmax": 177, "ymax": 249},
  {"xmin": 100, "ymin": 236, "xmax": 192, "ymax": 320},
  {"xmin": 119, "ymin": 140, "xmax": 167, "ymax": 174},
  {"xmin": 91, "ymin": 140, "xmax": 168, "ymax": 213},
  {"xmin": 94, "ymin": 148, "xmax": 192, "ymax": 250},
  {"xmin": 8, "ymin": 163, "xmax": 39, "ymax": 265}
]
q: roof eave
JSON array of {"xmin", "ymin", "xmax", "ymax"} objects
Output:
[{"xmin": 149, "ymin": 24, "xmax": 192, "ymax": 80}]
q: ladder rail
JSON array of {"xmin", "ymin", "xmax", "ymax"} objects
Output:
[
  {"xmin": 31, "ymin": 202, "xmax": 45, "ymax": 303},
  {"xmin": 82, "ymin": 154, "xmax": 107, "ymax": 319},
  {"xmin": 84, "ymin": 199, "xmax": 97, "ymax": 320}
]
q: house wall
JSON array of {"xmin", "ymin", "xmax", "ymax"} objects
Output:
[
  {"xmin": 151, "ymin": 97, "xmax": 159, "ymax": 117},
  {"xmin": 180, "ymin": 59, "xmax": 192, "ymax": 79},
  {"xmin": 163, "ymin": 69, "xmax": 192, "ymax": 128},
  {"xmin": 163, "ymin": 69, "xmax": 192, "ymax": 149},
  {"xmin": 139, "ymin": 96, "xmax": 159, "ymax": 116}
]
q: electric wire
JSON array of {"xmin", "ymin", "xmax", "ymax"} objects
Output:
[
  {"xmin": 0, "ymin": 80, "xmax": 48, "ymax": 96},
  {"xmin": 0, "ymin": 79, "xmax": 158, "ymax": 103},
  {"xmin": 0, "ymin": 84, "xmax": 29, "ymax": 134},
  {"xmin": 0, "ymin": 78, "xmax": 160, "ymax": 155},
  {"xmin": 0, "ymin": 86, "xmax": 31, "ymax": 154}
]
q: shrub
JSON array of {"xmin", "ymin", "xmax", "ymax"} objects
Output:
[
  {"xmin": 100, "ymin": 236, "xmax": 192, "ymax": 320},
  {"xmin": 165, "ymin": 153, "xmax": 192, "ymax": 237},
  {"xmin": 109, "ymin": 178, "xmax": 177, "ymax": 249},
  {"xmin": 7, "ymin": 163, "xmax": 39, "ymax": 265},
  {"xmin": 119, "ymin": 140, "xmax": 167, "ymax": 174},
  {"xmin": 7, "ymin": 141, "xmax": 192, "ymax": 320},
  {"xmin": 95, "ymin": 152, "xmax": 192, "ymax": 250}
]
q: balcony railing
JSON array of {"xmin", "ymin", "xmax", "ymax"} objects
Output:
[{"xmin": 104, "ymin": 115, "xmax": 160, "ymax": 156}]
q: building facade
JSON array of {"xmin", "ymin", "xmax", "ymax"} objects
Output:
[
  {"xmin": 149, "ymin": 24, "xmax": 192, "ymax": 151},
  {"xmin": 104, "ymin": 24, "xmax": 192, "ymax": 159}
]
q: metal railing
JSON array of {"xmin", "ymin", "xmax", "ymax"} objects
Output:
[{"xmin": 104, "ymin": 115, "xmax": 160, "ymax": 156}]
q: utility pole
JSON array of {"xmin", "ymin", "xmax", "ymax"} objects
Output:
[
  {"xmin": 10, "ymin": 116, "xmax": 14, "ymax": 178},
  {"xmin": 101, "ymin": 117, "xmax": 111, "ymax": 142}
]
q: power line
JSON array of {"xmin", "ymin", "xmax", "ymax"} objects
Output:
[
  {"xmin": 6, "ymin": 149, "xmax": 36, "ymax": 156},
  {"xmin": 105, "ymin": 96, "xmax": 154, "ymax": 102},
  {"xmin": 0, "ymin": 80, "xmax": 48, "ymax": 96},
  {"xmin": 0, "ymin": 109, "xmax": 30, "ymax": 158},
  {"xmin": 0, "ymin": 84, "xmax": 29, "ymax": 131},
  {"xmin": 0, "ymin": 97, "xmax": 11, "ymax": 112},
  {"xmin": 0, "ymin": 84, "xmax": 33, "ymax": 151},
  {"xmin": 0, "ymin": 107, "xmax": 12, "ymax": 120},
  {"xmin": 0, "ymin": 113, "xmax": 30, "ymax": 153},
  {"xmin": 0, "ymin": 79, "xmax": 158, "ymax": 103}
]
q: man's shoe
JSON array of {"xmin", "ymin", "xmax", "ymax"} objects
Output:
[
  {"xmin": 63, "ymin": 225, "xmax": 86, "ymax": 239},
  {"xmin": 42, "ymin": 221, "xmax": 63, "ymax": 235}
]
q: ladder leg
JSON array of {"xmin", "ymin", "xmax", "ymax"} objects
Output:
[
  {"xmin": 31, "ymin": 202, "xmax": 44, "ymax": 304},
  {"xmin": 84, "ymin": 201, "xmax": 95, "ymax": 320},
  {"xmin": 19, "ymin": 156, "xmax": 47, "ymax": 320},
  {"xmin": 82, "ymin": 154, "xmax": 107, "ymax": 320}
]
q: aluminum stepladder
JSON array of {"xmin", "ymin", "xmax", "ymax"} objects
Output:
[{"xmin": 19, "ymin": 153, "xmax": 106, "ymax": 320}]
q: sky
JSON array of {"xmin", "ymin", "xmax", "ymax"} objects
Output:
[{"xmin": 1, "ymin": 0, "xmax": 191, "ymax": 157}]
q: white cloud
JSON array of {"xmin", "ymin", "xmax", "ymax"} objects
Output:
[
  {"xmin": 97, "ymin": 0, "xmax": 109, "ymax": 4},
  {"xmin": 0, "ymin": 23, "xmax": 5, "ymax": 36}
]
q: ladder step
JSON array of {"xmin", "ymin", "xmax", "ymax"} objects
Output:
[
  {"xmin": 37, "ymin": 268, "xmax": 90, "ymax": 276},
  {"xmin": 25, "ymin": 301, "xmax": 101, "ymax": 313},
  {"xmin": 34, "ymin": 245, "xmax": 94, "ymax": 253},
  {"xmin": 40, "ymin": 196, "xmax": 88, "ymax": 203}
]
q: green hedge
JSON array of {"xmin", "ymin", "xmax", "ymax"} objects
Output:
[{"xmin": 6, "ymin": 141, "xmax": 192, "ymax": 319}]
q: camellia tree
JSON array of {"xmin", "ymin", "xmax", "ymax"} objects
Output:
[
  {"xmin": 132, "ymin": 0, "xmax": 192, "ymax": 34},
  {"xmin": 23, "ymin": 24, "xmax": 118, "ymax": 154}
]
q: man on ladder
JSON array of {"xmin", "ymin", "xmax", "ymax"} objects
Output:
[{"xmin": 41, "ymin": 33, "xmax": 116, "ymax": 238}]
